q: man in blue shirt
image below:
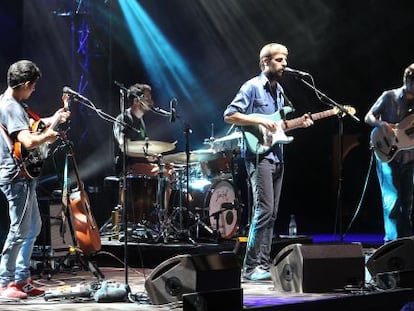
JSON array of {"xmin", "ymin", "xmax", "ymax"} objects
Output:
[
  {"xmin": 365, "ymin": 63, "xmax": 414, "ymax": 241},
  {"xmin": 224, "ymin": 43, "xmax": 313, "ymax": 281}
]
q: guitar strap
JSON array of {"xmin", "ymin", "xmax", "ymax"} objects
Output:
[
  {"xmin": 280, "ymin": 92, "xmax": 295, "ymax": 110},
  {"xmin": 0, "ymin": 123, "xmax": 14, "ymax": 155},
  {"xmin": 21, "ymin": 103, "xmax": 41, "ymax": 121}
]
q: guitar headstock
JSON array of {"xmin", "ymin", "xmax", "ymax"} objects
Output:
[{"xmin": 333, "ymin": 105, "xmax": 356, "ymax": 117}]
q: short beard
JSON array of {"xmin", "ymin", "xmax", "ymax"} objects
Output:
[{"xmin": 265, "ymin": 70, "xmax": 280, "ymax": 81}]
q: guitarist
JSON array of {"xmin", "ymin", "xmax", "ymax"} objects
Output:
[
  {"xmin": 0, "ymin": 60, "xmax": 70, "ymax": 298},
  {"xmin": 365, "ymin": 63, "xmax": 414, "ymax": 242},
  {"xmin": 223, "ymin": 43, "xmax": 313, "ymax": 282}
]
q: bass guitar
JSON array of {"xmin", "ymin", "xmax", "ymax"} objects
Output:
[
  {"xmin": 14, "ymin": 104, "xmax": 68, "ymax": 179},
  {"xmin": 370, "ymin": 114, "xmax": 414, "ymax": 162},
  {"xmin": 242, "ymin": 105, "xmax": 356, "ymax": 154}
]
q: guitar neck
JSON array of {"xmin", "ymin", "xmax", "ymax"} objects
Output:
[{"xmin": 284, "ymin": 109, "xmax": 336, "ymax": 130}]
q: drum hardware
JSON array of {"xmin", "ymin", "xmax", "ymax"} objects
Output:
[
  {"xmin": 154, "ymin": 156, "xmax": 177, "ymax": 243},
  {"xmin": 160, "ymin": 163, "xmax": 196, "ymax": 244},
  {"xmin": 188, "ymin": 211, "xmax": 214, "ymax": 240}
]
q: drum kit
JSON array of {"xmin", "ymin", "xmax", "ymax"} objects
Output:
[{"xmin": 104, "ymin": 131, "xmax": 244, "ymax": 243}]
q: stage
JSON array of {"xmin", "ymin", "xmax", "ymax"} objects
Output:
[
  {"xmin": 12, "ymin": 234, "xmax": 412, "ymax": 310},
  {"xmin": 1, "ymin": 262, "xmax": 414, "ymax": 311}
]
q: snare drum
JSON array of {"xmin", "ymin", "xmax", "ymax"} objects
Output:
[{"xmin": 169, "ymin": 178, "xmax": 238, "ymax": 239}]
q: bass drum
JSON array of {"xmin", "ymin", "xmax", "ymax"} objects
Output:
[{"xmin": 170, "ymin": 179, "xmax": 238, "ymax": 239}]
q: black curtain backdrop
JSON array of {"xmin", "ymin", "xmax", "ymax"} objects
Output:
[{"xmin": 1, "ymin": 0, "xmax": 414, "ymax": 235}]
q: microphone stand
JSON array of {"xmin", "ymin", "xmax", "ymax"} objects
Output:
[
  {"xmin": 184, "ymin": 122, "xmax": 192, "ymax": 238},
  {"xmin": 292, "ymin": 75, "xmax": 360, "ymax": 243},
  {"xmin": 66, "ymin": 87, "xmax": 140, "ymax": 294}
]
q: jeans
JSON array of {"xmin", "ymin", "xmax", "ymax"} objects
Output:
[
  {"xmin": 376, "ymin": 160, "xmax": 414, "ymax": 241},
  {"xmin": 0, "ymin": 179, "xmax": 42, "ymax": 285},
  {"xmin": 243, "ymin": 158, "xmax": 284, "ymax": 274}
]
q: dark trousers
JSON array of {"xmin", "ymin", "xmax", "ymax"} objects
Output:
[{"xmin": 243, "ymin": 158, "xmax": 284, "ymax": 273}]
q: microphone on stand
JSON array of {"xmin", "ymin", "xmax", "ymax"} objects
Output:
[
  {"xmin": 284, "ymin": 67, "xmax": 311, "ymax": 77},
  {"xmin": 150, "ymin": 106, "xmax": 171, "ymax": 116},
  {"xmin": 150, "ymin": 98, "xmax": 179, "ymax": 122},
  {"xmin": 169, "ymin": 98, "xmax": 177, "ymax": 123},
  {"xmin": 62, "ymin": 86, "xmax": 90, "ymax": 102}
]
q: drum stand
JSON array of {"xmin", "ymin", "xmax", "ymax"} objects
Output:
[
  {"xmin": 157, "ymin": 163, "xmax": 196, "ymax": 244},
  {"xmin": 155, "ymin": 158, "xmax": 172, "ymax": 243},
  {"xmin": 188, "ymin": 211, "xmax": 215, "ymax": 240}
]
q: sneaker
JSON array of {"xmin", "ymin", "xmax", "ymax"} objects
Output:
[
  {"xmin": 243, "ymin": 267, "xmax": 271, "ymax": 281},
  {"xmin": 15, "ymin": 279, "xmax": 45, "ymax": 297},
  {"xmin": 0, "ymin": 283, "xmax": 28, "ymax": 299}
]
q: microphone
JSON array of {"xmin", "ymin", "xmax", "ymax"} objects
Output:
[
  {"xmin": 169, "ymin": 98, "xmax": 177, "ymax": 123},
  {"xmin": 150, "ymin": 106, "xmax": 171, "ymax": 116},
  {"xmin": 62, "ymin": 86, "xmax": 90, "ymax": 102},
  {"xmin": 284, "ymin": 67, "xmax": 310, "ymax": 77}
]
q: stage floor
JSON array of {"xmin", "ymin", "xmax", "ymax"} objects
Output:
[
  {"xmin": 3, "ymin": 233, "xmax": 412, "ymax": 310},
  {"xmin": 0, "ymin": 267, "xmax": 413, "ymax": 311}
]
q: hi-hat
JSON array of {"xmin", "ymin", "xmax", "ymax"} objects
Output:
[{"xmin": 123, "ymin": 139, "xmax": 176, "ymax": 157}]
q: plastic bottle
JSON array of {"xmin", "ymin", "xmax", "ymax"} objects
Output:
[{"xmin": 288, "ymin": 214, "xmax": 297, "ymax": 236}]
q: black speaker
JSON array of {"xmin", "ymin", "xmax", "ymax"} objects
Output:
[
  {"xmin": 144, "ymin": 252, "xmax": 241, "ymax": 305},
  {"xmin": 182, "ymin": 288, "xmax": 243, "ymax": 311},
  {"xmin": 0, "ymin": 190, "xmax": 8, "ymax": 251},
  {"xmin": 366, "ymin": 236, "xmax": 414, "ymax": 278},
  {"xmin": 271, "ymin": 243, "xmax": 365, "ymax": 293},
  {"xmin": 36, "ymin": 200, "xmax": 71, "ymax": 252}
]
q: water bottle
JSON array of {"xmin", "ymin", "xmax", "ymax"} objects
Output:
[{"xmin": 288, "ymin": 214, "xmax": 297, "ymax": 236}]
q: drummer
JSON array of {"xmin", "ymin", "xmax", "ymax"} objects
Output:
[{"xmin": 113, "ymin": 83, "xmax": 159, "ymax": 176}]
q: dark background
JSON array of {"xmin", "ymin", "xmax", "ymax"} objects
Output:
[{"xmin": 1, "ymin": 0, "xmax": 414, "ymax": 237}]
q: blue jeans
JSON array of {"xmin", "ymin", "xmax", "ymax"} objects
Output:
[
  {"xmin": 243, "ymin": 158, "xmax": 283, "ymax": 274},
  {"xmin": 0, "ymin": 179, "xmax": 42, "ymax": 285},
  {"xmin": 376, "ymin": 160, "xmax": 414, "ymax": 241}
]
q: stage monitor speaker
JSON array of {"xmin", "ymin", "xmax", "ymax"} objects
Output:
[
  {"xmin": 182, "ymin": 288, "xmax": 243, "ymax": 311},
  {"xmin": 0, "ymin": 190, "xmax": 8, "ymax": 251},
  {"xmin": 366, "ymin": 236, "xmax": 414, "ymax": 278},
  {"xmin": 271, "ymin": 243, "xmax": 365, "ymax": 293},
  {"xmin": 144, "ymin": 251, "xmax": 241, "ymax": 305},
  {"xmin": 376, "ymin": 270, "xmax": 414, "ymax": 290}
]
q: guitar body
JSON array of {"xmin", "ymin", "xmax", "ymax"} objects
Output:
[
  {"xmin": 242, "ymin": 106, "xmax": 295, "ymax": 154},
  {"xmin": 14, "ymin": 120, "xmax": 48, "ymax": 179},
  {"xmin": 69, "ymin": 188, "xmax": 101, "ymax": 255},
  {"xmin": 370, "ymin": 114, "xmax": 414, "ymax": 162},
  {"xmin": 241, "ymin": 105, "xmax": 356, "ymax": 155}
]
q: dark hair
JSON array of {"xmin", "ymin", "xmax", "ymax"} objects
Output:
[
  {"xmin": 403, "ymin": 63, "xmax": 414, "ymax": 85},
  {"xmin": 7, "ymin": 60, "xmax": 41, "ymax": 89},
  {"xmin": 127, "ymin": 83, "xmax": 151, "ymax": 105}
]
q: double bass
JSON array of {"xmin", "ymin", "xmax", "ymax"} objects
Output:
[{"xmin": 63, "ymin": 147, "xmax": 101, "ymax": 255}]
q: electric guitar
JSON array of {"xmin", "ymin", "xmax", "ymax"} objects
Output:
[
  {"xmin": 370, "ymin": 114, "xmax": 414, "ymax": 162},
  {"xmin": 14, "ymin": 105, "xmax": 68, "ymax": 179},
  {"xmin": 242, "ymin": 105, "xmax": 356, "ymax": 154}
]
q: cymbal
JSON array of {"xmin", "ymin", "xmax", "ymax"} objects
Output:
[
  {"xmin": 123, "ymin": 139, "xmax": 176, "ymax": 157},
  {"xmin": 213, "ymin": 131, "xmax": 243, "ymax": 143},
  {"xmin": 164, "ymin": 149, "xmax": 216, "ymax": 164}
]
